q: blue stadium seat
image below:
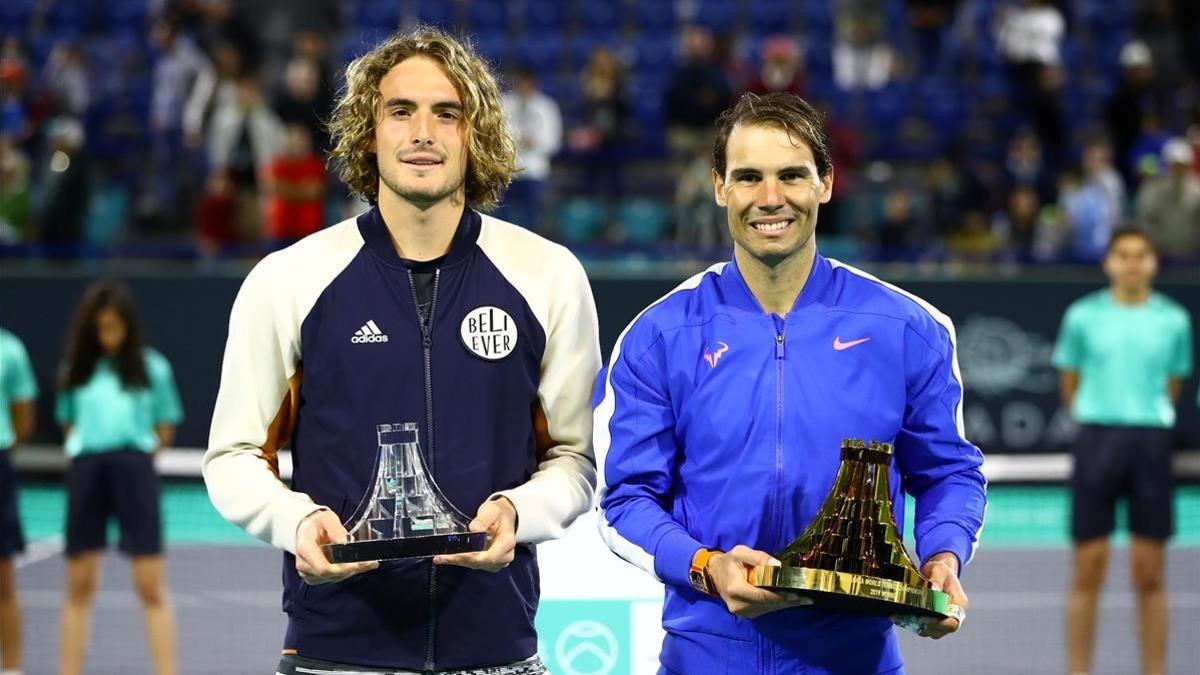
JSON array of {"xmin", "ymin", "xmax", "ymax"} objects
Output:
[
  {"xmin": 46, "ymin": 0, "xmax": 90, "ymax": 32},
  {"xmin": 628, "ymin": 35, "xmax": 674, "ymax": 76},
  {"xmin": 414, "ymin": 0, "xmax": 456, "ymax": 29},
  {"xmin": 468, "ymin": 0, "xmax": 509, "ymax": 32},
  {"xmin": 618, "ymin": 199, "xmax": 669, "ymax": 245},
  {"xmin": 803, "ymin": 3, "xmax": 833, "ymax": 34},
  {"xmin": 102, "ymin": 0, "xmax": 148, "ymax": 33},
  {"xmin": 580, "ymin": 2, "xmax": 622, "ymax": 36},
  {"xmin": 355, "ymin": 0, "xmax": 400, "ymax": 29},
  {"xmin": 524, "ymin": 0, "xmax": 565, "ymax": 31},
  {"xmin": 472, "ymin": 33, "xmax": 508, "ymax": 67},
  {"xmin": 0, "ymin": 0, "xmax": 38, "ymax": 32},
  {"xmin": 692, "ymin": 0, "xmax": 736, "ymax": 33},
  {"xmin": 513, "ymin": 35, "xmax": 563, "ymax": 75},
  {"xmin": 558, "ymin": 198, "xmax": 606, "ymax": 244},
  {"xmin": 749, "ymin": 0, "xmax": 797, "ymax": 34},
  {"xmin": 568, "ymin": 34, "xmax": 614, "ymax": 72},
  {"xmin": 634, "ymin": 0, "xmax": 676, "ymax": 35}
]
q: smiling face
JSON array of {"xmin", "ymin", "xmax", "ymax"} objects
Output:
[
  {"xmin": 374, "ymin": 55, "xmax": 468, "ymax": 209},
  {"xmin": 713, "ymin": 123, "xmax": 832, "ymax": 269}
]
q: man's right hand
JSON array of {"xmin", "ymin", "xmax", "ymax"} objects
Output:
[
  {"xmin": 706, "ymin": 545, "xmax": 813, "ymax": 619},
  {"xmin": 294, "ymin": 509, "xmax": 379, "ymax": 585}
]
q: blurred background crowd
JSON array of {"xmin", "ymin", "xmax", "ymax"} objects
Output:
[{"xmin": 0, "ymin": 0, "xmax": 1198, "ymax": 266}]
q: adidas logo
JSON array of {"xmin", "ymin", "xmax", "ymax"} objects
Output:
[{"xmin": 351, "ymin": 320, "xmax": 389, "ymax": 344}]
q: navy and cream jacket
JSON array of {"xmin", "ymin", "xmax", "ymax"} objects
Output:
[{"xmin": 205, "ymin": 207, "xmax": 601, "ymax": 670}]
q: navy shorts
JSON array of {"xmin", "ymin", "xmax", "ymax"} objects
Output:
[
  {"xmin": 0, "ymin": 448, "xmax": 24, "ymax": 557},
  {"xmin": 65, "ymin": 449, "xmax": 163, "ymax": 556},
  {"xmin": 1071, "ymin": 425, "xmax": 1174, "ymax": 541}
]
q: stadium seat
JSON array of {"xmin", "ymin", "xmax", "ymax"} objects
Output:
[
  {"xmin": 628, "ymin": 35, "xmax": 674, "ymax": 76},
  {"xmin": 467, "ymin": 0, "xmax": 509, "ymax": 33},
  {"xmin": 513, "ymin": 35, "xmax": 563, "ymax": 76},
  {"xmin": 355, "ymin": 0, "xmax": 401, "ymax": 30},
  {"xmin": 414, "ymin": 0, "xmax": 456, "ymax": 30},
  {"xmin": 558, "ymin": 198, "xmax": 606, "ymax": 244},
  {"xmin": 524, "ymin": 0, "xmax": 566, "ymax": 32},
  {"xmin": 749, "ymin": 1, "xmax": 797, "ymax": 35},
  {"xmin": 689, "ymin": 0, "xmax": 736, "ymax": 34},
  {"xmin": 472, "ymin": 33, "xmax": 509, "ymax": 67},
  {"xmin": 580, "ymin": 2, "xmax": 622, "ymax": 37},
  {"xmin": 617, "ymin": 199, "xmax": 670, "ymax": 245},
  {"xmin": 634, "ymin": 0, "xmax": 676, "ymax": 35}
]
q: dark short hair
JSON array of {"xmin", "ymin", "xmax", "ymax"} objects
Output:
[
  {"xmin": 1105, "ymin": 227, "xmax": 1156, "ymax": 255},
  {"xmin": 712, "ymin": 92, "xmax": 832, "ymax": 178}
]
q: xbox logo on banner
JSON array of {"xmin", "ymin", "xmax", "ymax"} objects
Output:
[
  {"xmin": 537, "ymin": 600, "xmax": 630, "ymax": 675},
  {"xmin": 555, "ymin": 620, "xmax": 619, "ymax": 675}
]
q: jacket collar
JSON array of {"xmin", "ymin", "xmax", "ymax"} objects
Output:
[{"xmin": 357, "ymin": 205, "xmax": 481, "ymax": 268}]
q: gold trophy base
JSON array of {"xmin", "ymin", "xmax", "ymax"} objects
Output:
[{"xmin": 751, "ymin": 565, "xmax": 950, "ymax": 619}]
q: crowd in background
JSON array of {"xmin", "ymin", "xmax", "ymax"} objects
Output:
[{"xmin": 0, "ymin": 0, "xmax": 1197, "ymax": 264}]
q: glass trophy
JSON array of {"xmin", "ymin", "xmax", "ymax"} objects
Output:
[
  {"xmin": 323, "ymin": 423, "xmax": 488, "ymax": 563},
  {"xmin": 749, "ymin": 439, "xmax": 951, "ymax": 620}
]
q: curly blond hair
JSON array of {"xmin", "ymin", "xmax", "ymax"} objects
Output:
[{"xmin": 327, "ymin": 26, "xmax": 517, "ymax": 210}]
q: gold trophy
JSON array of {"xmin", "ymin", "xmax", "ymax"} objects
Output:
[{"xmin": 750, "ymin": 439, "xmax": 951, "ymax": 621}]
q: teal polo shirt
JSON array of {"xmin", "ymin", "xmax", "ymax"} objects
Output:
[
  {"xmin": 55, "ymin": 348, "xmax": 183, "ymax": 458},
  {"xmin": 0, "ymin": 328, "xmax": 39, "ymax": 449},
  {"xmin": 1052, "ymin": 290, "xmax": 1193, "ymax": 428}
]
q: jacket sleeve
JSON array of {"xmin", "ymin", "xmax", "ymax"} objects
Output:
[
  {"xmin": 494, "ymin": 254, "xmax": 601, "ymax": 543},
  {"xmin": 595, "ymin": 329, "xmax": 703, "ymax": 588},
  {"xmin": 895, "ymin": 320, "xmax": 987, "ymax": 571},
  {"xmin": 203, "ymin": 258, "xmax": 324, "ymax": 554}
]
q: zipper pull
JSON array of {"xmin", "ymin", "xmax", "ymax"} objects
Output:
[{"xmin": 775, "ymin": 333, "xmax": 785, "ymax": 359}]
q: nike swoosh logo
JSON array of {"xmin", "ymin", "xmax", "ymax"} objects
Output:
[{"xmin": 833, "ymin": 336, "xmax": 871, "ymax": 351}]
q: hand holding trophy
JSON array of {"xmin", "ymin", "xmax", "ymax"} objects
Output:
[{"xmin": 749, "ymin": 439, "xmax": 965, "ymax": 633}]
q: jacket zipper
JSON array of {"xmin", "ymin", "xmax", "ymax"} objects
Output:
[
  {"xmin": 410, "ymin": 268, "xmax": 441, "ymax": 671},
  {"xmin": 773, "ymin": 317, "xmax": 786, "ymax": 548}
]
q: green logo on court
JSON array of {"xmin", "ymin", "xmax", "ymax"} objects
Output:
[{"xmin": 537, "ymin": 600, "xmax": 629, "ymax": 675}]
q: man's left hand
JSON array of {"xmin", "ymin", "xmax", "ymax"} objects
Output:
[
  {"xmin": 432, "ymin": 496, "xmax": 518, "ymax": 572},
  {"xmin": 895, "ymin": 552, "xmax": 968, "ymax": 639}
]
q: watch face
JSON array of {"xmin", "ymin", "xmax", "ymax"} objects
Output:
[{"xmin": 689, "ymin": 569, "xmax": 707, "ymax": 592}]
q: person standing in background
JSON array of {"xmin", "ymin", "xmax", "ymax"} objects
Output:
[
  {"xmin": 56, "ymin": 282, "xmax": 183, "ymax": 675},
  {"xmin": 0, "ymin": 327, "xmax": 37, "ymax": 675},
  {"xmin": 1135, "ymin": 138, "xmax": 1200, "ymax": 263},
  {"xmin": 1053, "ymin": 228, "xmax": 1193, "ymax": 675},
  {"xmin": 500, "ymin": 66, "xmax": 562, "ymax": 233}
]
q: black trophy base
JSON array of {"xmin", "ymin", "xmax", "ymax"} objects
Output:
[{"xmin": 324, "ymin": 531, "xmax": 488, "ymax": 563}]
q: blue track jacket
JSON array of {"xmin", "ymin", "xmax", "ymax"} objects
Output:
[{"xmin": 595, "ymin": 254, "xmax": 987, "ymax": 675}]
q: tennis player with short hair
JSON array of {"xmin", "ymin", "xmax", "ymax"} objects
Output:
[{"xmin": 1054, "ymin": 228, "xmax": 1193, "ymax": 675}]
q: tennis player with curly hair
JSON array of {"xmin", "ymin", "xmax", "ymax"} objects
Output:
[{"xmin": 205, "ymin": 27, "xmax": 600, "ymax": 675}]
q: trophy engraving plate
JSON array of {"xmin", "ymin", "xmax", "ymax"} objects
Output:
[
  {"xmin": 323, "ymin": 423, "xmax": 487, "ymax": 563},
  {"xmin": 750, "ymin": 439, "xmax": 951, "ymax": 619}
]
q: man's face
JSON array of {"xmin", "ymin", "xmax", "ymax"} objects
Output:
[
  {"xmin": 1103, "ymin": 235, "xmax": 1157, "ymax": 290},
  {"xmin": 374, "ymin": 56, "xmax": 468, "ymax": 208},
  {"xmin": 713, "ymin": 123, "xmax": 832, "ymax": 268}
]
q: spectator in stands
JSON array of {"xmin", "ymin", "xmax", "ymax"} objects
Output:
[
  {"xmin": 263, "ymin": 123, "xmax": 325, "ymax": 244},
  {"xmin": 925, "ymin": 147, "xmax": 989, "ymax": 242},
  {"xmin": 745, "ymin": 36, "xmax": 804, "ymax": 97},
  {"xmin": 570, "ymin": 47, "xmax": 628, "ymax": 230},
  {"xmin": 0, "ymin": 327, "xmax": 37, "ymax": 675},
  {"xmin": 57, "ymin": 281, "xmax": 183, "ymax": 675},
  {"xmin": 946, "ymin": 209, "xmax": 1001, "ymax": 263},
  {"xmin": 994, "ymin": 183, "xmax": 1054, "ymax": 262},
  {"xmin": 997, "ymin": 0, "xmax": 1067, "ymax": 158},
  {"xmin": 0, "ymin": 134, "xmax": 30, "ymax": 242},
  {"xmin": 673, "ymin": 140, "xmax": 728, "ymax": 248},
  {"xmin": 833, "ymin": 9, "xmax": 897, "ymax": 91},
  {"xmin": 146, "ymin": 15, "xmax": 214, "ymax": 228},
  {"xmin": 1127, "ymin": 109, "xmax": 1174, "ymax": 182},
  {"xmin": 0, "ymin": 38, "xmax": 31, "ymax": 142},
  {"xmin": 202, "ymin": 71, "xmax": 283, "ymax": 248},
  {"xmin": 664, "ymin": 25, "xmax": 732, "ymax": 159},
  {"xmin": 500, "ymin": 66, "xmax": 562, "ymax": 233},
  {"xmin": 1058, "ymin": 156, "xmax": 1121, "ymax": 263},
  {"xmin": 905, "ymin": 0, "xmax": 961, "ymax": 73},
  {"xmin": 867, "ymin": 187, "xmax": 928, "ymax": 261},
  {"xmin": 41, "ymin": 42, "xmax": 89, "ymax": 118},
  {"xmin": 1105, "ymin": 41, "xmax": 1167, "ymax": 189},
  {"xmin": 34, "ymin": 117, "xmax": 90, "ymax": 254},
  {"xmin": 187, "ymin": 40, "xmax": 243, "ymax": 149},
  {"xmin": 273, "ymin": 54, "xmax": 334, "ymax": 153},
  {"xmin": 1053, "ymin": 229, "xmax": 1192, "ymax": 675},
  {"xmin": 1135, "ymin": 138, "xmax": 1200, "ymax": 262},
  {"xmin": 1003, "ymin": 129, "xmax": 1057, "ymax": 206}
]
